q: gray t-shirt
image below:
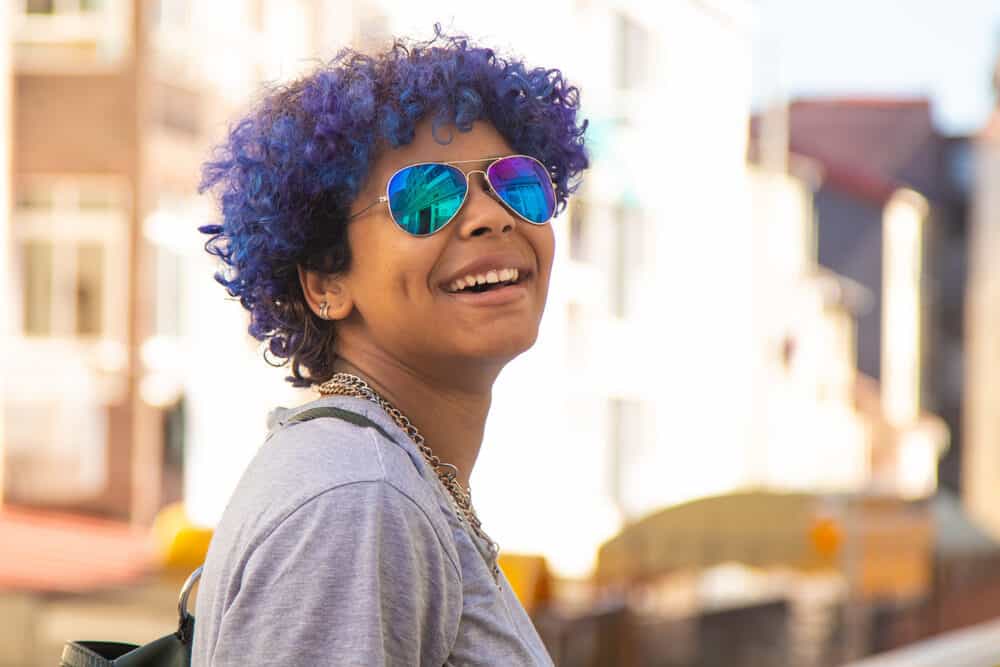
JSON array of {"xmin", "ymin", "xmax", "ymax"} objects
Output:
[{"xmin": 192, "ymin": 395, "xmax": 554, "ymax": 666}]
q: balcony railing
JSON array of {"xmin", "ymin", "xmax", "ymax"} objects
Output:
[{"xmin": 845, "ymin": 617, "xmax": 1000, "ymax": 667}]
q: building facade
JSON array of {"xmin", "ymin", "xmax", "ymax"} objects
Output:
[
  {"xmin": 964, "ymin": 59, "xmax": 1000, "ymax": 538},
  {"xmin": 8, "ymin": 0, "xmax": 950, "ymax": 585},
  {"xmin": 7, "ymin": 0, "xmax": 154, "ymax": 519},
  {"xmin": 750, "ymin": 99, "xmax": 968, "ymax": 493},
  {"xmin": 476, "ymin": 0, "xmax": 758, "ymax": 578},
  {"xmin": 0, "ymin": 0, "xmax": 12, "ymax": 504},
  {"xmin": 3, "ymin": 0, "xmax": 349, "ymax": 522}
]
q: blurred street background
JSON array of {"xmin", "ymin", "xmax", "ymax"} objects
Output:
[{"xmin": 3, "ymin": 0, "xmax": 1000, "ymax": 665}]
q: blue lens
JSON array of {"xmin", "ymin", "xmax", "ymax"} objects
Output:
[
  {"xmin": 387, "ymin": 163, "xmax": 467, "ymax": 236},
  {"xmin": 487, "ymin": 156, "xmax": 556, "ymax": 224}
]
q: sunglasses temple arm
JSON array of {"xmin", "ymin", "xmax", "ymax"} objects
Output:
[{"xmin": 347, "ymin": 196, "xmax": 388, "ymax": 221}]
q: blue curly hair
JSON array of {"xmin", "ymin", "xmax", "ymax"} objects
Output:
[{"xmin": 197, "ymin": 27, "xmax": 589, "ymax": 388}]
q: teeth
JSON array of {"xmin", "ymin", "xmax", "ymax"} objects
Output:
[{"xmin": 447, "ymin": 267, "xmax": 522, "ymax": 293}]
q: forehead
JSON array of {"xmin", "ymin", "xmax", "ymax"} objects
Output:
[{"xmin": 369, "ymin": 119, "xmax": 515, "ymax": 181}]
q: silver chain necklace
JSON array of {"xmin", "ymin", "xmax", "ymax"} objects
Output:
[{"xmin": 314, "ymin": 372, "xmax": 501, "ymax": 584}]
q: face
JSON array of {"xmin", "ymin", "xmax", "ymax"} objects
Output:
[{"xmin": 331, "ymin": 119, "xmax": 557, "ymax": 373}]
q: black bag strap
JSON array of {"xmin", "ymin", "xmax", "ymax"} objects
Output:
[
  {"xmin": 61, "ymin": 641, "xmax": 139, "ymax": 666},
  {"xmin": 61, "ymin": 631, "xmax": 192, "ymax": 667},
  {"xmin": 60, "ymin": 408, "xmax": 379, "ymax": 666},
  {"xmin": 284, "ymin": 405, "xmax": 402, "ymax": 445}
]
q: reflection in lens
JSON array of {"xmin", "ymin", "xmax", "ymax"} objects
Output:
[
  {"xmin": 487, "ymin": 156, "xmax": 556, "ymax": 224},
  {"xmin": 387, "ymin": 164, "xmax": 467, "ymax": 235}
]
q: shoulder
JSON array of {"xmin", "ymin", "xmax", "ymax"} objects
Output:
[
  {"xmin": 209, "ymin": 396, "xmax": 461, "ymax": 577},
  {"xmin": 195, "ymin": 480, "xmax": 464, "ymax": 666},
  {"xmin": 251, "ymin": 479, "xmax": 463, "ymax": 582}
]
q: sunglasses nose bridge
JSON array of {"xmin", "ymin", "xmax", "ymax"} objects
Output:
[
  {"xmin": 463, "ymin": 168, "xmax": 488, "ymax": 186},
  {"xmin": 453, "ymin": 168, "xmax": 519, "ymax": 237},
  {"xmin": 465, "ymin": 169, "xmax": 510, "ymax": 214},
  {"xmin": 460, "ymin": 168, "xmax": 502, "ymax": 205}
]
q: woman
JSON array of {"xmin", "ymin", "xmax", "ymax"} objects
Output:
[{"xmin": 192, "ymin": 27, "xmax": 587, "ymax": 666}]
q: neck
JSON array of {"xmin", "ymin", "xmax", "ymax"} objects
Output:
[{"xmin": 329, "ymin": 350, "xmax": 500, "ymax": 490}]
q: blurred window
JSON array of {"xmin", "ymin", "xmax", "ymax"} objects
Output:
[
  {"xmin": 15, "ymin": 0, "xmax": 127, "ymax": 70},
  {"xmin": 160, "ymin": 393, "xmax": 187, "ymax": 506},
  {"xmin": 15, "ymin": 188, "xmax": 54, "ymax": 210},
  {"xmin": 609, "ymin": 398, "xmax": 647, "ymax": 519},
  {"xmin": 20, "ymin": 238, "xmax": 106, "ymax": 338},
  {"xmin": 610, "ymin": 202, "xmax": 646, "ymax": 319},
  {"xmin": 566, "ymin": 301, "xmax": 587, "ymax": 366},
  {"xmin": 144, "ymin": 193, "xmax": 205, "ymax": 339},
  {"xmin": 946, "ymin": 140, "xmax": 972, "ymax": 196},
  {"xmin": 23, "ymin": 0, "xmax": 103, "ymax": 13},
  {"xmin": 75, "ymin": 243, "xmax": 105, "ymax": 336},
  {"xmin": 14, "ymin": 179, "xmax": 127, "ymax": 341},
  {"xmin": 153, "ymin": 244, "xmax": 184, "ymax": 338},
  {"xmin": 569, "ymin": 198, "xmax": 593, "ymax": 262},
  {"xmin": 23, "ymin": 240, "xmax": 54, "ymax": 335},
  {"xmin": 152, "ymin": 82, "xmax": 202, "ymax": 136},
  {"xmin": 26, "ymin": 0, "xmax": 55, "ymax": 14},
  {"xmin": 616, "ymin": 10, "xmax": 651, "ymax": 91},
  {"xmin": 150, "ymin": 0, "xmax": 190, "ymax": 30},
  {"xmin": 610, "ymin": 211, "xmax": 625, "ymax": 317}
]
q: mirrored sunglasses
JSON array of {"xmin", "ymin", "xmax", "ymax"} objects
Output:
[{"xmin": 350, "ymin": 154, "xmax": 556, "ymax": 236}]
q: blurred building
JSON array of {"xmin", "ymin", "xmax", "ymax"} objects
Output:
[
  {"xmin": 964, "ymin": 56, "xmax": 1000, "ymax": 539},
  {"xmin": 168, "ymin": 0, "xmax": 393, "ymax": 529},
  {"xmin": 1, "ymin": 0, "xmax": 958, "ymax": 581},
  {"xmin": 1, "ymin": 0, "xmax": 12, "ymax": 503},
  {"xmin": 6, "ymin": 0, "xmax": 156, "ymax": 519},
  {"xmin": 479, "ymin": 0, "xmax": 758, "ymax": 578},
  {"xmin": 2, "ymin": 0, "xmax": 388, "ymax": 523},
  {"xmin": 747, "ymin": 161, "xmax": 874, "ymax": 493},
  {"xmin": 751, "ymin": 99, "xmax": 968, "ymax": 494},
  {"xmin": 562, "ymin": 93, "xmax": 977, "ymax": 665}
]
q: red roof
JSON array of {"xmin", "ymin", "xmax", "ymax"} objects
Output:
[
  {"xmin": 0, "ymin": 505, "xmax": 156, "ymax": 593},
  {"xmin": 750, "ymin": 97, "xmax": 955, "ymax": 206}
]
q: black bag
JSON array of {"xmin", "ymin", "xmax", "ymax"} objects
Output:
[
  {"xmin": 60, "ymin": 566, "xmax": 201, "ymax": 666},
  {"xmin": 59, "ymin": 406, "xmax": 386, "ymax": 666}
]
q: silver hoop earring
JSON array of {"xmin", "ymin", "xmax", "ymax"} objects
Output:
[{"xmin": 319, "ymin": 302, "xmax": 329, "ymax": 319}]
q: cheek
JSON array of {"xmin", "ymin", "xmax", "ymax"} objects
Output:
[
  {"xmin": 350, "ymin": 224, "xmax": 442, "ymax": 301},
  {"xmin": 533, "ymin": 225, "xmax": 557, "ymax": 278},
  {"xmin": 345, "ymin": 223, "xmax": 397, "ymax": 302}
]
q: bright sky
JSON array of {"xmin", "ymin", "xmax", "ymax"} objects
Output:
[
  {"xmin": 387, "ymin": 0, "xmax": 999, "ymax": 135},
  {"xmin": 752, "ymin": 0, "xmax": 1000, "ymax": 135}
]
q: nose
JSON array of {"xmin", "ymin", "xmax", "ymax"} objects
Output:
[{"xmin": 454, "ymin": 170, "xmax": 516, "ymax": 238}]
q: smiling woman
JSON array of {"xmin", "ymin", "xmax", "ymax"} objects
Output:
[{"xmin": 191, "ymin": 25, "xmax": 588, "ymax": 667}]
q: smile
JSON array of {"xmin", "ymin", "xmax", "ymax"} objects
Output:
[{"xmin": 445, "ymin": 267, "xmax": 522, "ymax": 294}]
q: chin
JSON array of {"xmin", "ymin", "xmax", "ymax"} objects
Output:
[{"xmin": 458, "ymin": 329, "xmax": 540, "ymax": 364}]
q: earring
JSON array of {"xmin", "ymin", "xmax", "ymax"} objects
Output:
[{"xmin": 319, "ymin": 301, "xmax": 329, "ymax": 319}]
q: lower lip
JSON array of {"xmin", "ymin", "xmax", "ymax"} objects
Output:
[{"xmin": 445, "ymin": 281, "xmax": 530, "ymax": 306}]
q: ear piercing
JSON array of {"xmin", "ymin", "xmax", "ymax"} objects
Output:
[{"xmin": 319, "ymin": 301, "xmax": 329, "ymax": 319}]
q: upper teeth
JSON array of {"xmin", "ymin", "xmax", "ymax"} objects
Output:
[{"xmin": 448, "ymin": 268, "xmax": 520, "ymax": 292}]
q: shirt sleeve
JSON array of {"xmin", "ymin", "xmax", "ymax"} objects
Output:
[{"xmin": 209, "ymin": 480, "xmax": 463, "ymax": 666}]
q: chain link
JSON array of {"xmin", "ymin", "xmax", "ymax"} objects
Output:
[{"xmin": 315, "ymin": 373, "xmax": 502, "ymax": 584}]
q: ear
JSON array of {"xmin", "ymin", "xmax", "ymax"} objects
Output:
[{"xmin": 297, "ymin": 264, "xmax": 354, "ymax": 321}]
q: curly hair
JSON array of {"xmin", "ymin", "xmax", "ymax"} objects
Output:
[{"xmin": 196, "ymin": 26, "xmax": 589, "ymax": 388}]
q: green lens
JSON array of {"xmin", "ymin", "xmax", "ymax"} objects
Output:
[{"xmin": 387, "ymin": 163, "xmax": 467, "ymax": 236}]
